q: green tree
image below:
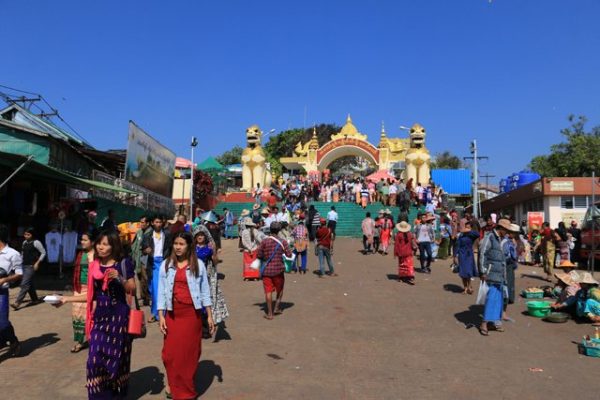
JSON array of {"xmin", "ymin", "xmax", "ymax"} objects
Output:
[
  {"xmin": 263, "ymin": 124, "xmax": 341, "ymax": 176},
  {"xmin": 215, "ymin": 145, "xmax": 243, "ymax": 166},
  {"xmin": 431, "ymin": 151, "xmax": 463, "ymax": 169},
  {"xmin": 529, "ymin": 115, "xmax": 600, "ymax": 177}
]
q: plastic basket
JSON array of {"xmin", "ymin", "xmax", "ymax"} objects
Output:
[
  {"xmin": 581, "ymin": 339, "xmax": 600, "ymax": 358},
  {"xmin": 526, "ymin": 301, "xmax": 552, "ymax": 318},
  {"xmin": 522, "ymin": 290, "xmax": 544, "ymax": 299}
]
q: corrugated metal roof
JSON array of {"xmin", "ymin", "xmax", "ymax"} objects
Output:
[{"xmin": 431, "ymin": 169, "xmax": 471, "ymax": 195}]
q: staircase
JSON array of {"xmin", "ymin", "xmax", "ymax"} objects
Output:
[{"xmin": 213, "ymin": 201, "xmax": 423, "ymax": 238}]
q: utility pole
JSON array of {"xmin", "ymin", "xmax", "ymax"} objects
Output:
[
  {"xmin": 480, "ymin": 173, "xmax": 496, "ymax": 200},
  {"xmin": 190, "ymin": 137, "xmax": 198, "ymax": 221},
  {"xmin": 463, "ymin": 140, "xmax": 488, "ymax": 220}
]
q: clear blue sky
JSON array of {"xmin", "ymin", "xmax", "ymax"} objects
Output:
[{"xmin": 2, "ymin": 0, "xmax": 600, "ymax": 184}]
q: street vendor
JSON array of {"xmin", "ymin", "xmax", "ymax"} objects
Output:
[
  {"xmin": 550, "ymin": 271, "xmax": 581, "ymax": 313},
  {"xmin": 575, "ymin": 273, "xmax": 600, "ymax": 324}
]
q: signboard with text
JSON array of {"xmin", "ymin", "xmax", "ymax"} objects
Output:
[
  {"xmin": 527, "ymin": 211, "xmax": 545, "ymax": 232},
  {"xmin": 124, "ymin": 121, "xmax": 176, "ymax": 198}
]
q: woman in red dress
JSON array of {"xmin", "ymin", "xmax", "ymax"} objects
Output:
[
  {"xmin": 380, "ymin": 211, "xmax": 393, "ymax": 255},
  {"xmin": 394, "ymin": 221, "xmax": 417, "ymax": 285},
  {"xmin": 158, "ymin": 232, "xmax": 215, "ymax": 400}
]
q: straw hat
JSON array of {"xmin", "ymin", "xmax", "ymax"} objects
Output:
[
  {"xmin": 378, "ymin": 209, "xmax": 385, "ymax": 214},
  {"xmin": 509, "ymin": 223, "xmax": 521, "ymax": 233},
  {"xmin": 568, "ymin": 270, "xmax": 581, "ymax": 283},
  {"xmin": 396, "ymin": 221, "xmax": 411, "ymax": 233},
  {"xmin": 579, "ymin": 272, "xmax": 599, "ymax": 285},
  {"xmin": 261, "ymin": 207, "xmax": 270, "ymax": 215},
  {"xmin": 384, "ymin": 208, "xmax": 392, "ymax": 214},
  {"xmin": 242, "ymin": 217, "xmax": 256, "ymax": 227},
  {"xmin": 496, "ymin": 218, "xmax": 513, "ymax": 231},
  {"xmin": 554, "ymin": 272, "xmax": 573, "ymax": 286},
  {"xmin": 253, "ymin": 203, "xmax": 261, "ymax": 210},
  {"xmin": 556, "ymin": 260, "xmax": 576, "ymax": 269},
  {"xmin": 240, "ymin": 209, "xmax": 250, "ymax": 217}
]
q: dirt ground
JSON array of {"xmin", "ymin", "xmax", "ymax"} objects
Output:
[{"xmin": 1, "ymin": 237, "xmax": 599, "ymax": 400}]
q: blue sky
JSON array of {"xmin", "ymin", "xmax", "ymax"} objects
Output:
[{"xmin": 2, "ymin": 0, "xmax": 600, "ymax": 184}]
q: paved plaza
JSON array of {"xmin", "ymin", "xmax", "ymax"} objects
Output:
[{"xmin": 1, "ymin": 238, "xmax": 599, "ymax": 400}]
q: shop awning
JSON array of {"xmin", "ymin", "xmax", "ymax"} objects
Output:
[
  {"xmin": 0, "ymin": 151, "xmax": 138, "ymax": 195},
  {"xmin": 78, "ymin": 178, "xmax": 139, "ymax": 195}
]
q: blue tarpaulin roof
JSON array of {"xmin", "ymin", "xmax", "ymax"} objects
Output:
[{"xmin": 431, "ymin": 169, "xmax": 471, "ymax": 195}]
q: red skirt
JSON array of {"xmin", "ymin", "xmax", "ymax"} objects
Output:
[
  {"xmin": 162, "ymin": 300, "xmax": 202, "ymax": 400},
  {"xmin": 398, "ymin": 256, "xmax": 414, "ymax": 279}
]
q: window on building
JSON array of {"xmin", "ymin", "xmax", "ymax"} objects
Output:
[
  {"xmin": 574, "ymin": 196, "xmax": 588, "ymax": 209},
  {"xmin": 561, "ymin": 196, "xmax": 574, "ymax": 209}
]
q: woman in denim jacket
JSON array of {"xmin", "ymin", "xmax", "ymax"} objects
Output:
[{"xmin": 157, "ymin": 232, "xmax": 215, "ymax": 400}]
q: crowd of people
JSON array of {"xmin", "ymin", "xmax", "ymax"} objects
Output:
[
  {"xmin": 254, "ymin": 175, "xmax": 447, "ymax": 212},
  {"xmin": 2, "ymin": 177, "xmax": 600, "ymax": 398}
]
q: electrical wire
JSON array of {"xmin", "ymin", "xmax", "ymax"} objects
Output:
[{"xmin": 0, "ymin": 84, "xmax": 90, "ymax": 145}]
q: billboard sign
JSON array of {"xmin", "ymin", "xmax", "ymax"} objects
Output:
[{"xmin": 124, "ymin": 121, "xmax": 176, "ymax": 197}]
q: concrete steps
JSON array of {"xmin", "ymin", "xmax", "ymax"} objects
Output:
[{"xmin": 213, "ymin": 201, "xmax": 423, "ymax": 238}]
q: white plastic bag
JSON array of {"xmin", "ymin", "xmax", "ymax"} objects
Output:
[
  {"xmin": 476, "ymin": 281, "xmax": 489, "ymax": 305},
  {"xmin": 249, "ymin": 258, "xmax": 261, "ymax": 270}
]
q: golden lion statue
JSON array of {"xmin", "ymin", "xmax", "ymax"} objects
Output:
[
  {"xmin": 241, "ymin": 125, "xmax": 272, "ymax": 192},
  {"xmin": 405, "ymin": 123, "xmax": 431, "ymax": 185}
]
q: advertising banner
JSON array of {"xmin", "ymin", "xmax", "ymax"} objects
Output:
[
  {"xmin": 527, "ymin": 211, "xmax": 545, "ymax": 232},
  {"xmin": 124, "ymin": 121, "xmax": 176, "ymax": 197}
]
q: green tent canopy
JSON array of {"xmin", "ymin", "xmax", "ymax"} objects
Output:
[{"xmin": 196, "ymin": 157, "xmax": 224, "ymax": 172}]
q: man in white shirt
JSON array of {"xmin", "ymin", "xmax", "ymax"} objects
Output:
[
  {"xmin": 142, "ymin": 215, "xmax": 172, "ymax": 322},
  {"xmin": 327, "ymin": 206, "xmax": 338, "ymax": 237},
  {"xmin": 0, "ymin": 224, "xmax": 23, "ymax": 356},
  {"xmin": 388, "ymin": 182, "xmax": 398, "ymax": 206}
]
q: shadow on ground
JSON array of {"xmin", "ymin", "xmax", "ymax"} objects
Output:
[
  {"xmin": 253, "ymin": 302, "xmax": 295, "ymax": 313},
  {"xmin": 128, "ymin": 366, "xmax": 165, "ymax": 399},
  {"xmin": 195, "ymin": 360, "xmax": 223, "ymax": 397},
  {"xmin": 443, "ymin": 283, "xmax": 464, "ymax": 293},
  {"xmin": 0, "ymin": 332, "xmax": 60, "ymax": 364},
  {"xmin": 454, "ymin": 305, "xmax": 484, "ymax": 329}
]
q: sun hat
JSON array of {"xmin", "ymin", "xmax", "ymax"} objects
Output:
[
  {"xmin": 509, "ymin": 223, "xmax": 520, "ymax": 233},
  {"xmin": 385, "ymin": 209, "xmax": 392, "ymax": 214},
  {"xmin": 243, "ymin": 217, "xmax": 256, "ymax": 227},
  {"xmin": 579, "ymin": 272, "xmax": 599, "ymax": 285},
  {"xmin": 261, "ymin": 207, "xmax": 270, "ymax": 215},
  {"xmin": 396, "ymin": 221, "xmax": 411, "ymax": 233},
  {"xmin": 496, "ymin": 218, "xmax": 512, "ymax": 231},
  {"xmin": 378, "ymin": 209, "xmax": 385, "ymax": 214},
  {"xmin": 200, "ymin": 211, "xmax": 218, "ymax": 223},
  {"xmin": 554, "ymin": 272, "xmax": 573, "ymax": 286},
  {"xmin": 240, "ymin": 209, "xmax": 250, "ymax": 217},
  {"xmin": 556, "ymin": 260, "xmax": 576, "ymax": 269},
  {"xmin": 568, "ymin": 270, "xmax": 581, "ymax": 283},
  {"xmin": 253, "ymin": 203, "xmax": 261, "ymax": 210}
]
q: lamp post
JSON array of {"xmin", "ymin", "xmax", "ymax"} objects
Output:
[{"xmin": 190, "ymin": 136, "xmax": 198, "ymax": 221}]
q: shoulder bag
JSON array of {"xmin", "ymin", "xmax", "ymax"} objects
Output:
[{"xmin": 120, "ymin": 261, "xmax": 146, "ymax": 338}]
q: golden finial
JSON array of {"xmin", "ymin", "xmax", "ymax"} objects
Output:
[
  {"xmin": 347, "ymin": 114, "xmax": 353, "ymax": 124},
  {"xmin": 381, "ymin": 120, "xmax": 386, "ymax": 137},
  {"xmin": 312, "ymin": 125, "xmax": 317, "ymax": 138}
]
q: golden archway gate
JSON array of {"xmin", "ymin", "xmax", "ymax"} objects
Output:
[{"xmin": 280, "ymin": 115, "xmax": 431, "ymax": 183}]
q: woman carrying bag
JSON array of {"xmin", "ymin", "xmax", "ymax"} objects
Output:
[{"xmin": 158, "ymin": 232, "xmax": 215, "ymax": 400}]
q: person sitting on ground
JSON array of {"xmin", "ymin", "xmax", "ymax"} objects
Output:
[
  {"xmin": 550, "ymin": 270, "xmax": 581, "ymax": 313},
  {"xmin": 575, "ymin": 273, "xmax": 600, "ymax": 325}
]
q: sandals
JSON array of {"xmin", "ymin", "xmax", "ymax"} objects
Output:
[
  {"xmin": 70, "ymin": 342, "xmax": 88, "ymax": 353},
  {"xmin": 147, "ymin": 316, "xmax": 158, "ymax": 323},
  {"xmin": 479, "ymin": 328, "xmax": 489, "ymax": 336}
]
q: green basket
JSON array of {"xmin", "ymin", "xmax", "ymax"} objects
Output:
[
  {"xmin": 526, "ymin": 301, "xmax": 552, "ymax": 318},
  {"xmin": 522, "ymin": 290, "xmax": 544, "ymax": 299}
]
